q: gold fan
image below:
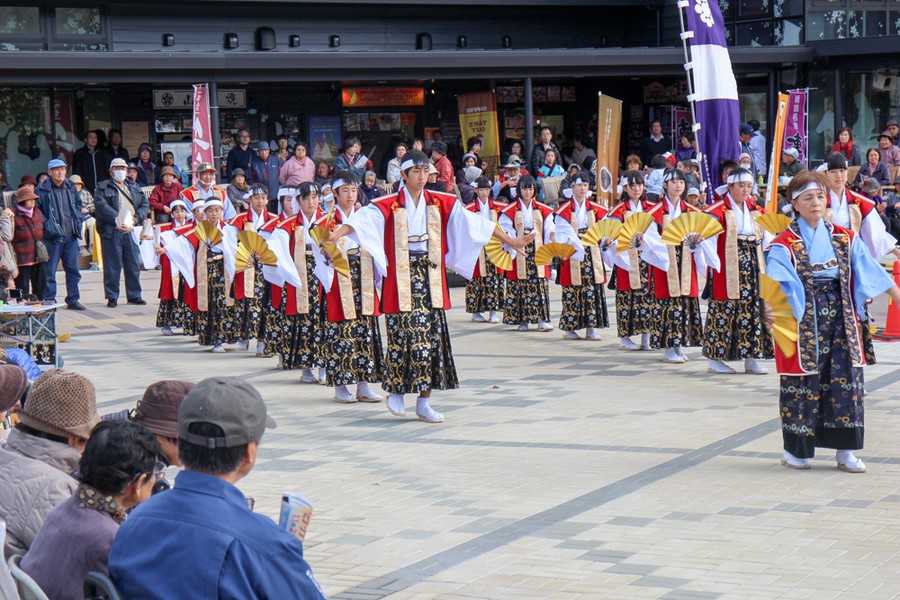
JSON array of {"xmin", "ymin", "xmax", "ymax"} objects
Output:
[
  {"xmin": 484, "ymin": 226, "xmax": 513, "ymax": 271},
  {"xmin": 308, "ymin": 226, "xmax": 351, "ymax": 277},
  {"xmin": 193, "ymin": 221, "xmax": 223, "ymax": 247},
  {"xmin": 235, "ymin": 230, "xmax": 278, "ymax": 272},
  {"xmin": 581, "ymin": 219, "xmax": 623, "ymax": 247},
  {"xmin": 755, "ymin": 213, "xmax": 792, "ymax": 236},
  {"xmin": 660, "ymin": 212, "xmax": 723, "ymax": 246},
  {"xmin": 759, "ymin": 274, "xmax": 798, "ymax": 358},
  {"xmin": 615, "ymin": 212, "xmax": 655, "ymax": 253},
  {"xmin": 534, "ymin": 242, "xmax": 577, "ymax": 266}
]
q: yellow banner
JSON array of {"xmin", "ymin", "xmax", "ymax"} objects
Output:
[
  {"xmin": 596, "ymin": 93, "xmax": 623, "ymax": 206},
  {"xmin": 766, "ymin": 93, "xmax": 789, "ymax": 212},
  {"xmin": 457, "ymin": 91, "xmax": 501, "ymax": 179}
]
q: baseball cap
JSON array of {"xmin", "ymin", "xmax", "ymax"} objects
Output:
[
  {"xmin": 686, "ymin": 187, "xmax": 700, "ymax": 196},
  {"xmin": 110, "ymin": 157, "xmax": 128, "ymax": 169},
  {"xmin": 740, "ymin": 124, "xmax": 754, "ymax": 135},
  {"xmin": 256, "ymin": 141, "xmax": 270, "ymax": 152},
  {"xmin": 784, "ymin": 148, "xmax": 800, "ymax": 159},
  {"xmin": 178, "ymin": 377, "xmax": 276, "ymax": 448},
  {"xmin": 47, "ymin": 158, "xmax": 66, "ymax": 170}
]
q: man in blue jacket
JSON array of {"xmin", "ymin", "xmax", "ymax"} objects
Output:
[
  {"xmin": 93, "ymin": 158, "xmax": 150, "ymax": 308},
  {"xmin": 35, "ymin": 158, "xmax": 86, "ymax": 310},
  {"xmin": 109, "ymin": 377, "xmax": 328, "ymax": 599}
]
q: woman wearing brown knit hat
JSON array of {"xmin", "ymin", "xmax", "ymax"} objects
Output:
[
  {"xmin": 0, "ymin": 369, "xmax": 99, "ymax": 557},
  {"xmin": 133, "ymin": 380, "xmax": 195, "ymax": 467}
]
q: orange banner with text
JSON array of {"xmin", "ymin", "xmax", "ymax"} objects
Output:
[
  {"xmin": 457, "ymin": 91, "xmax": 501, "ymax": 178},
  {"xmin": 342, "ymin": 88, "xmax": 425, "ymax": 108}
]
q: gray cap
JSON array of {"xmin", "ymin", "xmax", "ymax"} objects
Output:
[
  {"xmin": 257, "ymin": 141, "xmax": 270, "ymax": 151},
  {"xmin": 178, "ymin": 377, "xmax": 276, "ymax": 448},
  {"xmin": 686, "ymin": 187, "xmax": 700, "ymax": 196},
  {"xmin": 431, "ymin": 140, "xmax": 448, "ymax": 155}
]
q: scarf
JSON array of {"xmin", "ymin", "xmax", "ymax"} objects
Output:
[
  {"xmin": 832, "ymin": 140, "xmax": 853, "ymax": 160},
  {"xmin": 78, "ymin": 483, "xmax": 127, "ymax": 524},
  {"xmin": 16, "ymin": 204, "xmax": 33, "ymax": 218}
]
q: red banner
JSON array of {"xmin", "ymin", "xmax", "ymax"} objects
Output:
[
  {"xmin": 191, "ymin": 84, "xmax": 214, "ymax": 183},
  {"xmin": 342, "ymin": 87, "xmax": 425, "ymax": 108}
]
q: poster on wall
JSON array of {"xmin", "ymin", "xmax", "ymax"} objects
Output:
[
  {"xmin": 457, "ymin": 91, "xmax": 501, "ymax": 177},
  {"xmin": 160, "ymin": 140, "xmax": 193, "ymax": 177},
  {"xmin": 309, "ymin": 116, "xmax": 342, "ymax": 162}
]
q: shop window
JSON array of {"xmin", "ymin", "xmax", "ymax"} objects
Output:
[
  {"xmin": 847, "ymin": 10, "xmax": 888, "ymax": 36},
  {"xmin": 736, "ymin": 20, "xmax": 773, "ymax": 45},
  {"xmin": 719, "ymin": 0, "xmax": 735, "ymax": 19},
  {"xmin": 808, "ymin": 10, "xmax": 848, "ymax": 39},
  {"xmin": 891, "ymin": 11, "xmax": 900, "ymax": 35},
  {"xmin": 775, "ymin": 18, "xmax": 804, "ymax": 45},
  {"xmin": 0, "ymin": 7, "xmax": 39, "ymax": 35},
  {"xmin": 54, "ymin": 8, "xmax": 102, "ymax": 36}
]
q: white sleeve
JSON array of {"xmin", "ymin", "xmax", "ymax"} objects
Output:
[
  {"xmin": 698, "ymin": 234, "xmax": 721, "ymax": 273},
  {"xmin": 346, "ymin": 204, "xmax": 388, "ymax": 278},
  {"xmin": 222, "ymin": 225, "xmax": 238, "ymax": 281},
  {"xmin": 860, "ymin": 208, "xmax": 896, "ymax": 259},
  {"xmin": 635, "ymin": 226, "xmax": 669, "ymax": 271},
  {"xmin": 262, "ymin": 228, "xmax": 303, "ymax": 290},
  {"xmin": 553, "ymin": 215, "xmax": 585, "ymax": 262},
  {"xmin": 164, "ymin": 235, "xmax": 196, "ymax": 288},
  {"xmin": 542, "ymin": 212, "xmax": 555, "ymax": 243},
  {"xmin": 444, "ymin": 201, "xmax": 496, "ymax": 280},
  {"xmin": 311, "ymin": 241, "xmax": 334, "ymax": 293}
]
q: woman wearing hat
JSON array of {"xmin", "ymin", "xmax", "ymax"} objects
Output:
[
  {"xmin": 465, "ymin": 177, "xmax": 506, "ymax": 324},
  {"xmin": 700, "ymin": 167, "xmax": 773, "ymax": 374},
  {"xmin": 265, "ymin": 182, "xmax": 328, "ymax": 382},
  {"xmin": 149, "ymin": 166, "xmax": 185, "ymax": 224},
  {"xmin": 498, "ymin": 174, "xmax": 555, "ymax": 332},
  {"xmin": 134, "ymin": 143, "xmax": 161, "ymax": 186},
  {"xmin": 766, "ymin": 170, "xmax": 900, "ymax": 472},
  {"xmin": 877, "ymin": 130, "xmax": 900, "ymax": 167},
  {"xmin": 606, "ymin": 170, "xmax": 660, "ymax": 351},
  {"xmin": 226, "ymin": 168, "xmax": 249, "ymax": 213},
  {"xmin": 553, "ymin": 171, "xmax": 609, "ymax": 340},
  {"xmin": 12, "ymin": 186, "xmax": 46, "ymax": 298},
  {"xmin": 154, "ymin": 199, "xmax": 193, "ymax": 336},
  {"xmin": 315, "ymin": 171, "xmax": 385, "ymax": 403},
  {"xmin": 162, "ymin": 199, "xmax": 241, "ymax": 353}
]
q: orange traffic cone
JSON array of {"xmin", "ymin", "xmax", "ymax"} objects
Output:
[{"xmin": 875, "ymin": 261, "xmax": 900, "ymax": 340}]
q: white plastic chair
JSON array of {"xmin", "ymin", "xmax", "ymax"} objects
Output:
[{"xmin": 7, "ymin": 555, "xmax": 50, "ymax": 600}]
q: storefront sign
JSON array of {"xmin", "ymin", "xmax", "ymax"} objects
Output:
[
  {"xmin": 154, "ymin": 89, "xmax": 246, "ymax": 110},
  {"xmin": 596, "ymin": 93, "xmax": 623, "ymax": 206},
  {"xmin": 341, "ymin": 87, "xmax": 424, "ymax": 108},
  {"xmin": 191, "ymin": 84, "xmax": 214, "ymax": 182},
  {"xmin": 457, "ymin": 91, "xmax": 501, "ymax": 177}
]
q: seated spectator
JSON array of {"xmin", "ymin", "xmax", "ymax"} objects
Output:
[
  {"xmin": 279, "ymin": 142, "xmax": 315, "ymax": 187},
  {"xmin": 0, "ymin": 369, "xmax": 99, "ymax": 557},
  {"xmin": 685, "ymin": 186, "xmax": 702, "ymax": 208},
  {"xmin": 358, "ymin": 171, "xmax": 380, "ymax": 205},
  {"xmin": 109, "ymin": 377, "xmax": 327, "ymax": 598},
  {"xmin": 675, "ymin": 133, "xmax": 696, "ymax": 162},
  {"xmin": 133, "ymin": 380, "xmax": 195, "ymax": 469},
  {"xmin": 780, "ymin": 148, "xmax": 805, "ymax": 178},
  {"xmin": 677, "ymin": 158, "xmax": 700, "ymax": 191},
  {"xmin": 126, "ymin": 162, "xmax": 140, "ymax": 184},
  {"xmin": 566, "ymin": 135, "xmax": 596, "ymax": 169},
  {"xmin": 69, "ymin": 174, "xmax": 96, "ymax": 258},
  {"xmin": 134, "ymin": 143, "xmax": 161, "ymax": 186},
  {"xmin": 501, "ymin": 139, "xmax": 525, "ymax": 166},
  {"xmin": 644, "ymin": 154, "xmax": 668, "ymax": 202},
  {"xmin": 161, "ymin": 152, "xmax": 187, "ymax": 187},
  {"xmin": 335, "ymin": 137, "xmax": 368, "ymax": 179},
  {"xmin": 0, "ymin": 364, "xmax": 28, "ymax": 436},
  {"xmin": 425, "ymin": 163, "xmax": 445, "ymax": 193},
  {"xmin": 18, "ymin": 175, "xmax": 37, "ymax": 193},
  {"xmin": 878, "ymin": 130, "xmax": 900, "ymax": 167},
  {"xmin": 455, "ymin": 153, "xmax": 480, "ymax": 204},
  {"xmin": 832, "ymin": 126, "xmax": 861, "ymax": 167},
  {"xmin": 878, "ymin": 176, "xmax": 900, "ymax": 244},
  {"xmin": 226, "ymin": 168, "xmax": 249, "ymax": 213},
  {"xmin": 386, "ymin": 142, "xmax": 407, "ymax": 185},
  {"xmin": 149, "ymin": 167, "xmax": 185, "ymax": 224},
  {"xmin": 314, "ymin": 160, "xmax": 331, "ymax": 186},
  {"xmin": 620, "ymin": 154, "xmax": 642, "ymax": 181},
  {"xmin": 12, "ymin": 187, "xmax": 47, "ymax": 300},
  {"xmin": 20, "ymin": 420, "xmax": 162, "ymax": 600},
  {"xmin": 430, "ymin": 141, "xmax": 454, "ymax": 193},
  {"xmin": 853, "ymin": 147, "xmax": 892, "ymax": 188},
  {"xmin": 492, "ymin": 159, "xmax": 523, "ymax": 202}
]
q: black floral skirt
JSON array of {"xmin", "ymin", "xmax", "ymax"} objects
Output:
[
  {"xmin": 465, "ymin": 259, "xmax": 505, "ymax": 314},
  {"xmin": 559, "ymin": 252, "xmax": 608, "ymax": 332},
  {"xmin": 323, "ymin": 256, "xmax": 383, "ymax": 387},
  {"xmin": 503, "ymin": 242, "xmax": 549, "ymax": 325},
  {"xmin": 196, "ymin": 259, "xmax": 241, "ymax": 347},
  {"xmin": 232, "ymin": 267, "xmax": 268, "ymax": 342},
  {"xmin": 648, "ymin": 272, "xmax": 703, "ymax": 349},
  {"xmin": 156, "ymin": 300, "xmax": 186, "ymax": 329},
  {"xmin": 277, "ymin": 255, "xmax": 326, "ymax": 370},
  {"xmin": 382, "ymin": 256, "xmax": 458, "ymax": 395},
  {"xmin": 780, "ymin": 281, "xmax": 864, "ymax": 458},
  {"xmin": 615, "ymin": 262, "xmax": 652, "ymax": 338},
  {"xmin": 702, "ymin": 242, "xmax": 773, "ymax": 361}
]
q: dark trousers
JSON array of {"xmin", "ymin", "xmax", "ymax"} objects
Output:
[
  {"xmin": 43, "ymin": 235, "xmax": 81, "ymax": 304},
  {"xmin": 15, "ymin": 263, "xmax": 46, "ymax": 299},
  {"xmin": 101, "ymin": 230, "xmax": 142, "ymax": 301}
]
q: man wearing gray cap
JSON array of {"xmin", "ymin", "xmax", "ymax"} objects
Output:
[
  {"xmin": 250, "ymin": 141, "xmax": 284, "ymax": 210},
  {"xmin": 109, "ymin": 377, "xmax": 327, "ymax": 599}
]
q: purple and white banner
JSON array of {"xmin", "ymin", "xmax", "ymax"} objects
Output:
[
  {"xmin": 783, "ymin": 89, "xmax": 808, "ymax": 168},
  {"xmin": 682, "ymin": 0, "xmax": 740, "ymax": 190}
]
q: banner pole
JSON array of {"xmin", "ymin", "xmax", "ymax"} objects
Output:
[{"xmin": 675, "ymin": 0, "xmax": 703, "ymax": 189}]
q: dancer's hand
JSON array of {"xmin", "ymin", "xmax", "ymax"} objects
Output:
[{"xmin": 763, "ymin": 301, "xmax": 774, "ymax": 330}]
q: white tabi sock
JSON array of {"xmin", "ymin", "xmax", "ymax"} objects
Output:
[
  {"xmin": 256, "ymin": 341, "xmax": 266, "ymax": 354},
  {"xmin": 334, "ymin": 385, "xmax": 353, "ymax": 401},
  {"xmin": 783, "ymin": 450, "xmax": 809, "ymax": 468},
  {"xmin": 640, "ymin": 332, "xmax": 650, "ymax": 348},
  {"xmin": 489, "ymin": 310, "xmax": 500, "ymax": 322},
  {"xmin": 619, "ymin": 337, "xmax": 639, "ymax": 350},
  {"xmin": 416, "ymin": 397, "xmax": 444, "ymax": 423},
  {"xmin": 356, "ymin": 381, "xmax": 374, "ymax": 397},
  {"xmin": 472, "ymin": 312, "xmax": 486, "ymax": 322},
  {"xmin": 386, "ymin": 393, "xmax": 406, "ymax": 416}
]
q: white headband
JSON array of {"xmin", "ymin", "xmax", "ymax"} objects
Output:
[
  {"xmin": 790, "ymin": 182, "xmax": 826, "ymax": 201},
  {"xmin": 170, "ymin": 200, "xmax": 188, "ymax": 211},
  {"xmin": 815, "ymin": 163, "xmax": 828, "ymax": 172},
  {"xmin": 204, "ymin": 199, "xmax": 224, "ymax": 209},
  {"xmin": 663, "ymin": 171, "xmax": 683, "ymax": 182},
  {"xmin": 331, "ymin": 178, "xmax": 349, "ymax": 190},
  {"xmin": 726, "ymin": 172, "xmax": 754, "ymax": 184},
  {"xmin": 192, "ymin": 200, "xmax": 205, "ymax": 210}
]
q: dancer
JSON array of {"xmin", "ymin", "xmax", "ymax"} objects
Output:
[
  {"xmin": 701, "ymin": 167, "xmax": 773, "ymax": 374},
  {"xmin": 325, "ymin": 151, "xmax": 531, "ymax": 423},
  {"xmin": 553, "ymin": 171, "xmax": 609, "ymax": 340},
  {"xmin": 767, "ymin": 170, "xmax": 900, "ymax": 472},
  {"xmin": 498, "ymin": 174, "xmax": 555, "ymax": 332},
  {"xmin": 154, "ymin": 199, "xmax": 193, "ymax": 336},
  {"xmin": 465, "ymin": 177, "xmax": 505, "ymax": 324}
]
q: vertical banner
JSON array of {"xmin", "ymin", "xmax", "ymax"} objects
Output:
[
  {"xmin": 766, "ymin": 93, "xmax": 790, "ymax": 213},
  {"xmin": 191, "ymin": 84, "xmax": 214, "ymax": 183},
  {"xmin": 596, "ymin": 92, "xmax": 623, "ymax": 206},
  {"xmin": 682, "ymin": 0, "xmax": 740, "ymax": 190},
  {"xmin": 673, "ymin": 107, "xmax": 694, "ymax": 141},
  {"xmin": 783, "ymin": 89, "xmax": 808, "ymax": 168},
  {"xmin": 457, "ymin": 91, "xmax": 501, "ymax": 178}
]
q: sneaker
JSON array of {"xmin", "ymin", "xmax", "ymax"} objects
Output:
[
  {"xmin": 161, "ymin": 326, "xmax": 174, "ymax": 336},
  {"xmin": 471, "ymin": 312, "xmax": 487, "ymax": 322},
  {"xmin": 211, "ymin": 344, "xmax": 225, "ymax": 353},
  {"xmin": 78, "ymin": 248, "xmax": 91, "ymax": 257}
]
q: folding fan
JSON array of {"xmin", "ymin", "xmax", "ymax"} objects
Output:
[
  {"xmin": 534, "ymin": 242, "xmax": 577, "ymax": 266},
  {"xmin": 193, "ymin": 221, "xmax": 223, "ymax": 247},
  {"xmin": 755, "ymin": 213, "xmax": 792, "ymax": 236},
  {"xmin": 615, "ymin": 212, "xmax": 655, "ymax": 254},
  {"xmin": 581, "ymin": 219, "xmax": 623, "ymax": 248},
  {"xmin": 759, "ymin": 274, "xmax": 798, "ymax": 358},
  {"xmin": 308, "ymin": 226, "xmax": 351, "ymax": 277},
  {"xmin": 483, "ymin": 227, "xmax": 513, "ymax": 271},
  {"xmin": 235, "ymin": 230, "xmax": 278, "ymax": 272},
  {"xmin": 659, "ymin": 212, "xmax": 723, "ymax": 246}
]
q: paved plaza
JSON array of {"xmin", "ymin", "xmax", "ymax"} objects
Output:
[{"xmin": 56, "ymin": 268, "xmax": 900, "ymax": 600}]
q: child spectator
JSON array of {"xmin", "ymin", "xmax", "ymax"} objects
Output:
[{"xmin": 149, "ymin": 167, "xmax": 185, "ymax": 223}]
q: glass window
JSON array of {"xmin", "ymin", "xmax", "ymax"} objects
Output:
[
  {"xmin": 54, "ymin": 7, "xmax": 102, "ymax": 36},
  {"xmin": 891, "ymin": 10, "xmax": 900, "ymax": 34},
  {"xmin": 807, "ymin": 71, "xmax": 836, "ymax": 164},
  {"xmin": 739, "ymin": 0, "xmax": 769, "ymax": 17},
  {"xmin": 808, "ymin": 10, "xmax": 848, "ymax": 38},
  {"xmin": 719, "ymin": 0, "xmax": 735, "ymax": 19},
  {"xmin": 774, "ymin": 0, "xmax": 805, "ymax": 17},
  {"xmin": 0, "ymin": 6, "xmax": 40, "ymax": 35},
  {"xmin": 775, "ymin": 18, "xmax": 805, "ymax": 44},
  {"xmin": 736, "ymin": 20, "xmax": 773, "ymax": 45},
  {"xmin": 865, "ymin": 9, "xmax": 888, "ymax": 35}
]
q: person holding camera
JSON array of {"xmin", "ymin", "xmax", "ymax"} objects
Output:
[{"xmin": 12, "ymin": 187, "xmax": 47, "ymax": 299}]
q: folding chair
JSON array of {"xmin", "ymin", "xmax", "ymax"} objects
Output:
[
  {"xmin": 7, "ymin": 555, "xmax": 50, "ymax": 600},
  {"xmin": 84, "ymin": 571, "xmax": 124, "ymax": 600}
]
